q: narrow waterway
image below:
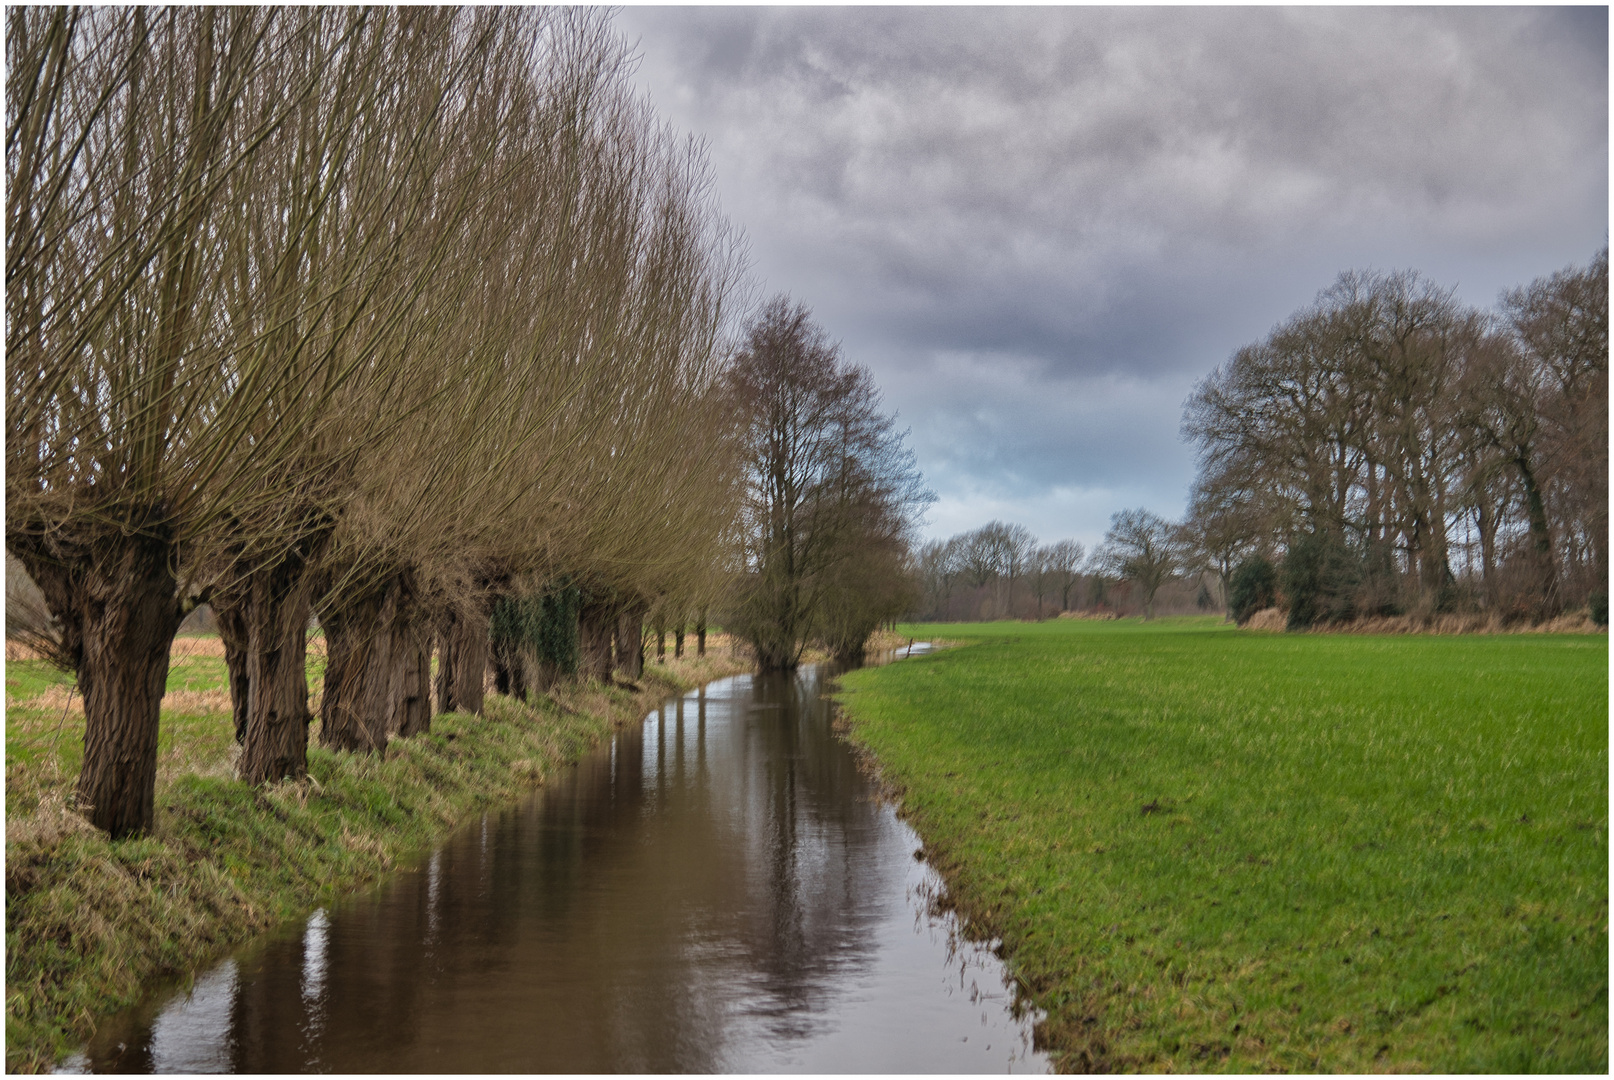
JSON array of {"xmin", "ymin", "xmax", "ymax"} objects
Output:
[{"xmin": 67, "ymin": 652, "xmax": 1047, "ymax": 1073}]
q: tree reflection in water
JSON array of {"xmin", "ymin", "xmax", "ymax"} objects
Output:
[{"xmin": 74, "ymin": 659, "xmax": 1048, "ymax": 1074}]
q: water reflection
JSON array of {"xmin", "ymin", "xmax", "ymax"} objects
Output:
[{"xmin": 72, "ymin": 659, "xmax": 1048, "ymax": 1073}]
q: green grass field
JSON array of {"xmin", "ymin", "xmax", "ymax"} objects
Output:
[
  {"xmin": 837, "ymin": 617, "xmax": 1607, "ymax": 1072},
  {"xmin": 7, "ymin": 654, "xmax": 229, "ymax": 798}
]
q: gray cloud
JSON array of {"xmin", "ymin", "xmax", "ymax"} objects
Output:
[{"xmin": 617, "ymin": 6, "xmax": 1608, "ymax": 545}]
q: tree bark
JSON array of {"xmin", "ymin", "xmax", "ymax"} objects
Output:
[
  {"xmin": 318, "ymin": 579, "xmax": 395, "ymax": 754},
  {"xmin": 10, "ymin": 522, "xmax": 183, "ymax": 839},
  {"xmin": 386, "ymin": 576, "xmax": 433, "ymax": 737},
  {"xmin": 578, "ymin": 597, "xmax": 615, "ymax": 682},
  {"xmin": 393, "ymin": 619, "xmax": 433, "ymax": 737},
  {"xmin": 615, "ymin": 607, "xmax": 645, "ymax": 682},
  {"xmin": 529, "ymin": 655, "xmax": 560, "ymax": 695},
  {"xmin": 695, "ymin": 610, "xmax": 707, "ymax": 657},
  {"xmin": 1513, "ymin": 455, "xmax": 1560, "ymax": 619},
  {"xmin": 489, "ymin": 596, "xmax": 525, "ymax": 701},
  {"xmin": 235, "ymin": 562, "xmax": 317, "ymax": 785},
  {"xmin": 319, "ymin": 571, "xmax": 434, "ymax": 750},
  {"xmin": 436, "ymin": 598, "xmax": 490, "ymax": 714},
  {"xmin": 214, "ymin": 599, "xmax": 251, "ymax": 743},
  {"xmin": 673, "ymin": 623, "xmax": 685, "ymax": 659}
]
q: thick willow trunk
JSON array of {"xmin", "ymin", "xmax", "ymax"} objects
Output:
[
  {"xmin": 77, "ymin": 596, "xmax": 174, "ymax": 837},
  {"xmin": 436, "ymin": 600, "xmax": 490, "ymax": 715},
  {"xmin": 207, "ymin": 523, "xmax": 329, "ymax": 783},
  {"xmin": 529, "ymin": 657, "xmax": 560, "ymax": 695},
  {"xmin": 507, "ymin": 649, "xmax": 529, "ymax": 701},
  {"xmin": 318, "ymin": 581, "xmax": 395, "ymax": 754},
  {"xmin": 318, "ymin": 572, "xmax": 434, "ymax": 750},
  {"xmin": 490, "ymin": 612, "xmax": 526, "ymax": 701},
  {"xmin": 237, "ymin": 585, "xmax": 315, "ymax": 785},
  {"xmin": 10, "ymin": 522, "xmax": 183, "ymax": 839},
  {"xmin": 695, "ymin": 612, "xmax": 707, "ymax": 658},
  {"xmin": 614, "ymin": 608, "xmax": 644, "ymax": 682},
  {"xmin": 578, "ymin": 599, "xmax": 615, "ymax": 682},
  {"xmin": 214, "ymin": 600, "xmax": 251, "ymax": 743},
  {"xmin": 393, "ymin": 621, "xmax": 433, "ymax": 738}
]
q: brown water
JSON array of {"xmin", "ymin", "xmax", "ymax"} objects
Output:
[{"xmin": 65, "ymin": 654, "xmax": 1048, "ymax": 1073}]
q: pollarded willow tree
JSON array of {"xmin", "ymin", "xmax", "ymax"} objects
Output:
[{"xmin": 725, "ymin": 297, "xmax": 930, "ymax": 671}]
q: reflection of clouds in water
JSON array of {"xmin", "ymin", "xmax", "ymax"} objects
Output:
[
  {"xmin": 425, "ymin": 851, "xmax": 441, "ymax": 944},
  {"xmin": 150, "ymin": 959, "xmax": 239, "ymax": 1073},
  {"xmin": 299, "ymin": 908, "xmax": 330, "ymax": 1055},
  {"xmin": 301, "ymin": 909, "xmax": 329, "ymax": 1007}
]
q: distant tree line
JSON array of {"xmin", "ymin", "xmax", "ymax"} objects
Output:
[
  {"xmin": 917, "ymin": 523, "xmax": 1084, "ymax": 620},
  {"xmin": 916, "ymin": 512, "xmax": 1213, "ymax": 623},
  {"xmin": 921, "ymin": 249, "xmax": 1607, "ymax": 630},
  {"xmin": 1182, "ymin": 251, "xmax": 1608, "ymax": 628}
]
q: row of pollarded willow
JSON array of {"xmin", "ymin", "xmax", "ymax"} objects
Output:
[
  {"xmin": 6, "ymin": 8, "xmax": 746, "ymax": 838},
  {"xmin": 1181, "ymin": 252, "xmax": 1607, "ymax": 623}
]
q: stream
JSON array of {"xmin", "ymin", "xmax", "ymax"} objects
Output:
[{"xmin": 65, "ymin": 649, "xmax": 1048, "ymax": 1073}]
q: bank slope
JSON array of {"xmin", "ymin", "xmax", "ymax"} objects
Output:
[
  {"xmin": 836, "ymin": 617, "xmax": 1607, "ymax": 1072},
  {"xmin": 5, "ymin": 653, "xmax": 748, "ymax": 1073}
]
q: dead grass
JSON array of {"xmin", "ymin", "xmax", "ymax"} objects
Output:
[
  {"xmin": 8, "ymin": 679, "xmax": 235, "ymax": 720},
  {"xmin": 863, "ymin": 627, "xmax": 911, "ymax": 653},
  {"xmin": 7, "ymin": 629, "xmax": 327, "ymax": 664},
  {"xmin": 1244, "ymin": 607, "xmax": 1289, "ymax": 632},
  {"xmin": 1240, "ymin": 607, "xmax": 1606, "ymax": 635}
]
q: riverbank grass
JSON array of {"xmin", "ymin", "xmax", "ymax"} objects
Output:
[
  {"xmin": 837, "ymin": 616, "xmax": 1607, "ymax": 1072},
  {"xmin": 5, "ymin": 642, "xmax": 747, "ymax": 1073}
]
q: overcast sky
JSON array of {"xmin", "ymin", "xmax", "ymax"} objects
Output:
[{"xmin": 616, "ymin": 6, "xmax": 1608, "ymax": 550}]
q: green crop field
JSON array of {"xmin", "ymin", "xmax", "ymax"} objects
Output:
[{"xmin": 837, "ymin": 617, "xmax": 1607, "ymax": 1072}]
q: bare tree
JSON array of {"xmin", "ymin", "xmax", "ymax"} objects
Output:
[
  {"xmin": 5, "ymin": 8, "xmax": 751, "ymax": 833},
  {"xmin": 999, "ymin": 522, "xmax": 1037, "ymax": 617},
  {"xmin": 725, "ymin": 297, "xmax": 929, "ymax": 671},
  {"xmin": 916, "ymin": 538, "xmax": 963, "ymax": 619},
  {"xmin": 1099, "ymin": 509, "xmax": 1180, "ymax": 620},
  {"xmin": 1029, "ymin": 546, "xmax": 1056, "ymax": 619},
  {"xmin": 1501, "ymin": 247, "xmax": 1608, "ymax": 609},
  {"xmin": 1044, "ymin": 539, "xmax": 1086, "ymax": 612},
  {"xmin": 1179, "ymin": 262, "xmax": 1594, "ymax": 622},
  {"xmin": 1180, "ymin": 472, "xmax": 1265, "ymax": 617}
]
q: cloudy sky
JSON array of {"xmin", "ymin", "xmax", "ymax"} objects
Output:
[{"xmin": 615, "ymin": 6, "xmax": 1608, "ymax": 550}]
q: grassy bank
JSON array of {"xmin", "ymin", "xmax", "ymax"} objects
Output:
[
  {"xmin": 836, "ymin": 617, "xmax": 1607, "ymax": 1072},
  {"xmin": 5, "ymin": 640, "xmax": 748, "ymax": 1073}
]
